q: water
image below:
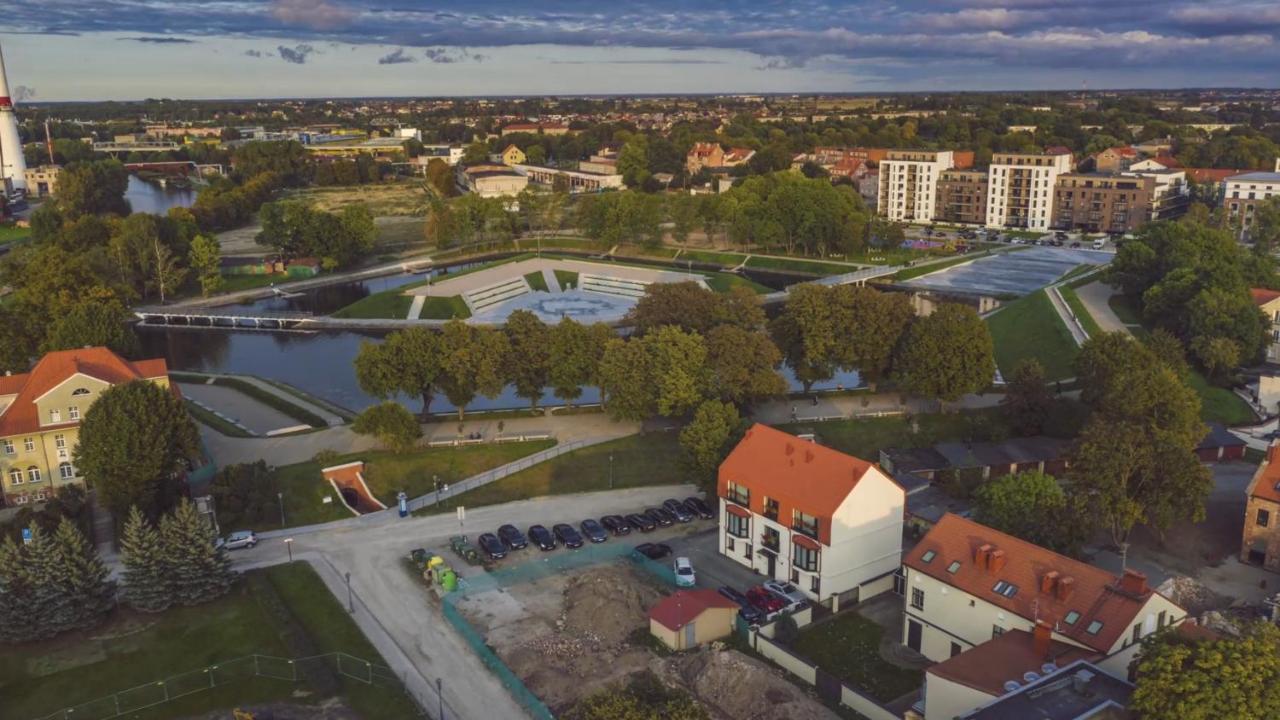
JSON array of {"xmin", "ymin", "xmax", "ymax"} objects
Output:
[{"xmin": 125, "ymin": 175, "xmax": 197, "ymax": 215}]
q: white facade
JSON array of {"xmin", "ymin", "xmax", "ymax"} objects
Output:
[
  {"xmin": 395, "ymin": 127, "xmax": 422, "ymax": 141},
  {"xmin": 878, "ymin": 150, "xmax": 955, "ymax": 223},
  {"xmin": 985, "ymin": 152, "xmax": 1073, "ymax": 230},
  {"xmin": 422, "ymin": 144, "xmax": 465, "ymax": 166},
  {"xmin": 1224, "ymin": 172, "xmax": 1280, "ymax": 236}
]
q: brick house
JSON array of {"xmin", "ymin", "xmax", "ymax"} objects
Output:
[{"xmin": 1242, "ymin": 443, "xmax": 1280, "ymax": 570}]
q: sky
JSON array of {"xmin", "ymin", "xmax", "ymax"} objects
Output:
[{"xmin": 1, "ymin": 1, "xmax": 1278, "ymax": 101}]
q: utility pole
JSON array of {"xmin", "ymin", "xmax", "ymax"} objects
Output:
[
  {"xmin": 609, "ymin": 453, "xmax": 614, "ymax": 490},
  {"xmin": 345, "ymin": 571, "xmax": 354, "ymax": 614},
  {"xmin": 437, "ymin": 677, "xmax": 444, "ymax": 720},
  {"xmin": 277, "ymin": 492, "xmax": 286, "ymax": 527}
]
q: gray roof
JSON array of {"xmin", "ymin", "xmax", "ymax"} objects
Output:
[
  {"xmin": 1228, "ymin": 172, "xmax": 1280, "ymax": 183},
  {"xmin": 905, "ymin": 483, "xmax": 971, "ymax": 525},
  {"xmin": 959, "ymin": 660, "xmax": 1133, "ymax": 720}
]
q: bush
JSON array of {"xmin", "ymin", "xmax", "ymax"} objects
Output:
[{"xmin": 209, "ymin": 461, "xmax": 279, "ymax": 528}]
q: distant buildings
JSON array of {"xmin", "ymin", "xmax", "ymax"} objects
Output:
[
  {"xmin": 419, "ymin": 144, "xmax": 464, "ymax": 166},
  {"xmin": 23, "ymin": 165, "xmax": 60, "ymax": 198},
  {"xmin": 685, "ymin": 142, "xmax": 754, "ymax": 175},
  {"xmin": 1252, "ymin": 288, "xmax": 1280, "ymax": 364},
  {"xmin": 511, "ymin": 165, "xmax": 623, "ymax": 193},
  {"xmin": 501, "ymin": 122, "xmax": 570, "ymax": 137},
  {"xmin": 1243, "ymin": 443, "xmax": 1280, "ymax": 571},
  {"xmin": 498, "ymin": 144, "xmax": 526, "ymax": 166},
  {"xmin": 458, "ymin": 164, "xmax": 528, "ymax": 198},
  {"xmin": 1224, "ymin": 171, "xmax": 1280, "ymax": 238},
  {"xmin": 1052, "ymin": 173, "xmax": 1154, "ymax": 235}
]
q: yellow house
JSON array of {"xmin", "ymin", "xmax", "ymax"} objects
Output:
[
  {"xmin": 500, "ymin": 144, "xmax": 527, "ymax": 166},
  {"xmin": 0, "ymin": 348, "xmax": 175, "ymax": 507},
  {"xmin": 648, "ymin": 589, "xmax": 739, "ymax": 651}
]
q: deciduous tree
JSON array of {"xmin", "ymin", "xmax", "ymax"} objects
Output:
[
  {"xmin": 188, "ymin": 234, "xmax": 223, "ymax": 297},
  {"xmin": 502, "ymin": 310, "xmax": 550, "ymax": 409},
  {"xmin": 679, "ymin": 400, "xmax": 743, "ymax": 486},
  {"xmin": 354, "ymin": 327, "xmax": 442, "ymax": 418},
  {"xmin": 438, "ymin": 320, "xmax": 510, "ymax": 420},
  {"xmin": 353, "ymin": 402, "xmax": 422, "ymax": 452},
  {"xmin": 705, "ymin": 325, "xmax": 785, "ymax": 406},
  {"xmin": 893, "ymin": 303, "xmax": 995, "ymax": 403},
  {"xmin": 973, "ymin": 471, "xmax": 1082, "ymax": 554},
  {"xmin": 1002, "ymin": 358, "xmax": 1053, "ymax": 435},
  {"xmin": 42, "ymin": 299, "xmax": 140, "ymax": 357},
  {"xmin": 1132, "ymin": 622, "xmax": 1280, "ymax": 720}
]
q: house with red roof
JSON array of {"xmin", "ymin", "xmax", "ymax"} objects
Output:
[
  {"xmin": 902, "ymin": 514, "xmax": 1186, "ymax": 678},
  {"xmin": 717, "ymin": 424, "xmax": 905, "ymax": 609},
  {"xmin": 1250, "ymin": 287, "xmax": 1280, "ymax": 364},
  {"xmin": 1241, "ymin": 443, "xmax": 1280, "ymax": 571},
  {"xmin": 0, "ymin": 347, "xmax": 176, "ymax": 507},
  {"xmin": 648, "ymin": 589, "xmax": 739, "ymax": 650}
]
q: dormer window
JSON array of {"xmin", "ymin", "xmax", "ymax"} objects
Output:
[{"xmin": 49, "ymin": 409, "xmax": 61, "ymax": 423}]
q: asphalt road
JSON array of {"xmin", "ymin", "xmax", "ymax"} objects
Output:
[{"xmin": 232, "ymin": 483, "xmax": 698, "ymax": 720}]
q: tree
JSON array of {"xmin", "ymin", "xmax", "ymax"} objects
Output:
[
  {"xmin": 57, "ymin": 160, "xmax": 131, "ymax": 218},
  {"xmin": 1191, "ymin": 336, "xmax": 1241, "ymax": 384},
  {"xmin": 424, "ymin": 158, "xmax": 457, "ymax": 197},
  {"xmin": 1002, "ymin": 359, "xmax": 1053, "ymax": 435},
  {"xmin": 647, "ymin": 326, "xmax": 710, "ymax": 418},
  {"xmin": 188, "ymin": 234, "xmax": 223, "ymax": 297},
  {"xmin": 354, "ymin": 328, "xmax": 442, "ymax": 418},
  {"xmin": 547, "ymin": 318, "xmax": 601, "ymax": 407},
  {"xmin": 438, "ymin": 321, "xmax": 510, "ymax": 420},
  {"xmin": 1132, "ymin": 622, "xmax": 1280, "ymax": 720},
  {"xmin": 120, "ymin": 506, "xmax": 171, "ymax": 613},
  {"xmin": 23, "ymin": 524, "xmax": 74, "ymax": 637},
  {"xmin": 679, "ymin": 400, "xmax": 742, "ymax": 486},
  {"xmin": 353, "ymin": 402, "xmax": 422, "ymax": 453},
  {"xmin": 973, "ymin": 471, "xmax": 1082, "ymax": 554},
  {"xmin": 160, "ymin": 499, "xmax": 235, "ymax": 606},
  {"xmin": 74, "ymin": 380, "xmax": 200, "ymax": 519},
  {"xmin": 1252, "ymin": 196, "xmax": 1280, "ymax": 252},
  {"xmin": 50, "ymin": 517, "xmax": 115, "ymax": 630},
  {"xmin": 599, "ymin": 337, "xmax": 655, "ymax": 421},
  {"xmin": 503, "ymin": 311, "xmax": 551, "ymax": 409},
  {"xmin": 42, "ymin": 299, "xmax": 140, "ymax": 357},
  {"xmin": 0, "ymin": 535, "xmax": 38, "ymax": 642},
  {"xmin": 769, "ymin": 284, "xmax": 843, "ymax": 393},
  {"xmin": 893, "ymin": 303, "xmax": 995, "ymax": 403},
  {"xmin": 705, "ymin": 325, "xmax": 786, "ymax": 406},
  {"xmin": 617, "ymin": 135, "xmax": 651, "ymax": 188},
  {"xmin": 836, "ymin": 286, "xmax": 915, "ymax": 389}
]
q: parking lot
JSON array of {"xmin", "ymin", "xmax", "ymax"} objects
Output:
[{"xmin": 903, "ymin": 246, "xmax": 1112, "ymax": 296}]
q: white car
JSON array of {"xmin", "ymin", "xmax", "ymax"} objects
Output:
[
  {"xmin": 219, "ymin": 530, "xmax": 258, "ymax": 550},
  {"xmin": 763, "ymin": 580, "xmax": 809, "ymax": 610},
  {"xmin": 1092, "ymin": 239, "xmax": 1107, "ymax": 250},
  {"xmin": 674, "ymin": 556, "xmax": 696, "ymax": 587}
]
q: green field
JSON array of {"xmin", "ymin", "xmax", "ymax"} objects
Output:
[
  {"xmin": 745, "ymin": 255, "xmax": 858, "ymax": 276},
  {"xmin": 779, "ymin": 408, "xmax": 1014, "ymax": 460},
  {"xmin": 986, "ymin": 290, "xmax": 1079, "ymax": 381},
  {"xmin": 0, "ymin": 223, "xmax": 32, "ymax": 246},
  {"xmin": 419, "ymin": 295, "xmax": 471, "ymax": 319},
  {"xmin": 678, "ymin": 249, "xmax": 746, "ymax": 267},
  {"xmin": 0, "ymin": 563, "xmax": 418, "ymax": 720},
  {"xmin": 331, "ymin": 289, "xmax": 415, "ymax": 319},
  {"xmin": 329, "ymin": 254, "xmax": 532, "ymax": 319},
  {"xmin": 1186, "ymin": 370, "xmax": 1257, "ymax": 426},
  {"xmin": 417, "ymin": 432, "xmax": 686, "ymax": 515},
  {"xmin": 524, "ymin": 270, "xmax": 549, "ymax": 292},
  {"xmin": 554, "ymin": 269, "xmax": 579, "ymax": 289},
  {"xmin": 703, "ymin": 272, "xmax": 773, "ymax": 294},
  {"xmin": 793, "ymin": 611, "xmax": 924, "ymax": 703}
]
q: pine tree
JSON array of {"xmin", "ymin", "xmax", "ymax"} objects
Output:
[
  {"xmin": 161, "ymin": 500, "xmax": 234, "ymax": 606},
  {"xmin": 25, "ymin": 524, "xmax": 76, "ymax": 638},
  {"xmin": 120, "ymin": 506, "xmax": 171, "ymax": 613},
  {"xmin": 0, "ymin": 536, "xmax": 38, "ymax": 643},
  {"xmin": 52, "ymin": 517, "xmax": 116, "ymax": 629}
]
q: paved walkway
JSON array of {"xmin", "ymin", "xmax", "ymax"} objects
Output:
[
  {"xmin": 1046, "ymin": 285, "xmax": 1089, "ymax": 346},
  {"xmin": 1076, "ymin": 280, "xmax": 1133, "ymax": 335},
  {"xmin": 225, "ymin": 374, "xmax": 347, "ymax": 427},
  {"xmin": 541, "ymin": 268, "xmax": 561, "ymax": 292},
  {"xmin": 406, "ymin": 294, "xmax": 425, "ymax": 320}
]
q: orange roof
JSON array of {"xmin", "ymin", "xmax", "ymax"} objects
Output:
[
  {"xmin": 905, "ymin": 514, "xmax": 1172, "ymax": 654},
  {"xmin": 1247, "ymin": 444, "xmax": 1280, "ymax": 504},
  {"xmin": 1250, "ymin": 288, "xmax": 1280, "ymax": 307},
  {"xmin": 0, "ymin": 348, "xmax": 170, "ymax": 437},
  {"xmin": 927, "ymin": 629, "xmax": 1097, "ymax": 696},
  {"xmin": 649, "ymin": 590, "xmax": 737, "ymax": 632},
  {"xmin": 689, "ymin": 142, "xmax": 722, "ymax": 158},
  {"xmin": 1185, "ymin": 167, "xmax": 1245, "ymax": 183},
  {"xmin": 718, "ymin": 424, "xmax": 884, "ymax": 545}
]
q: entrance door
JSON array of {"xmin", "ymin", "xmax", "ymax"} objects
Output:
[
  {"xmin": 683, "ymin": 623, "xmax": 696, "ymax": 648},
  {"xmin": 907, "ymin": 619, "xmax": 923, "ymax": 652},
  {"xmin": 764, "ymin": 551, "xmax": 776, "ymax": 578}
]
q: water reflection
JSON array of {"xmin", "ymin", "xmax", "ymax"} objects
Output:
[{"xmin": 125, "ymin": 175, "xmax": 197, "ymax": 215}]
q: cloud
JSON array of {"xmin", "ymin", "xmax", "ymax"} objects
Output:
[
  {"xmin": 378, "ymin": 47, "xmax": 416, "ymax": 64},
  {"xmin": 549, "ymin": 59, "xmax": 725, "ymax": 65},
  {"xmin": 244, "ymin": 49, "xmax": 265, "ymax": 58},
  {"xmin": 12, "ymin": 86, "xmax": 36, "ymax": 102},
  {"xmin": 122, "ymin": 36, "xmax": 196, "ymax": 44},
  {"xmin": 422, "ymin": 47, "xmax": 486, "ymax": 64},
  {"xmin": 270, "ymin": 0, "xmax": 355, "ymax": 31},
  {"xmin": 277, "ymin": 44, "xmax": 316, "ymax": 64}
]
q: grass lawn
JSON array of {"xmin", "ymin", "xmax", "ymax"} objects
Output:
[
  {"xmin": 554, "ymin": 269, "xmax": 579, "ymax": 289},
  {"xmin": 892, "ymin": 253, "xmax": 982, "ymax": 281},
  {"xmin": 778, "ymin": 407, "xmax": 1012, "ymax": 460},
  {"xmin": 1108, "ymin": 293, "xmax": 1143, "ymax": 326},
  {"xmin": 745, "ymin": 255, "xmax": 857, "ymax": 276},
  {"xmin": 217, "ymin": 273, "xmax": 289, "ymax": 294},
  {"xmin": 331, "ymin": 289, "xmax": 415, "ymax": 319},
  {"xmin": 419, "ymin": 295, "xmax": 471, "ymax": 319},
  {"xmin": 794, "ymin": 612, "xmax": 924, "ymax": 703},
  {"xmin": 1186, "ymin": 371, "xmax": 1257, "ymax": 426},
  {"xmin": 986, "ymin": 290, "xmax": 1079, "ymax": 381},
  {"xmin": 679, "ymin": 249, "xmax": 746, "ymax": 267},
  {"xmin": 416, "ymin": 432, "xmax": 686, "ymax": 515},
  {"xmin": 287, "ymin": 181, "xmax": 430, "ymax": 215},
  {"xmin": 524, "ymin": 270, "xmax": 549, "ymax": 292},
  {"xmin": 1058, "ymin": 285, "xmax": 1103, "ymax": 338},
  {"xmin": 703, "ymin": 272, "xmax": 773, "ymax": 294},
  {"xmin": 0, "ymin": 563, "xmax": 417, "ymax": 720},
  {"xmin": 0, "ymin": 223, "xmax": 32, "ymax": 246}
]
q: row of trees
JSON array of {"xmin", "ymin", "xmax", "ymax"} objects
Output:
[
  {"xmin": 256, "ymin": 201, "xmax": 377, "ymax": 269},
  {"xmin": 119, "ymin": 503, "xmax": 236, "ymax": 613}
]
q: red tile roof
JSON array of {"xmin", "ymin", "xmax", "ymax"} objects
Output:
[
  {"xmin": 1250, "ymin": 288, "xmax": 1280, "ymax": 307},
  {"xmin": 927, "ymin": 629, "xmax": 1098, "ymax": 696},
  {"xmin": 905, "ymin": 514, "xmax": 1173, "ymax": 654},
  {"xmin": 1185, "ymin": 167, "xmax": 1246, "ymax": 183},
  {"xmin": 1246, "ymin": 444, "xmax": 1280, "ymax": 504},
  {"xmin": 718, "ymin": 424, "xmax": 887, "ymax": 545},
  {"xmin": 0, "ymin": 348, "xmax": 171, "ymax": 437},
  {"xmin": 649, "ymin": 590, "xmax": 737, "ymax": 632}
]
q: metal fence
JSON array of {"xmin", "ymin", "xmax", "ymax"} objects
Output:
[
  {"xmin": 29, "ymin": 652, "xmax": 422, "ymax": 720},
  {"xmin": 405, "ymin": 438, "xmax": 589, "ymax": 512}
]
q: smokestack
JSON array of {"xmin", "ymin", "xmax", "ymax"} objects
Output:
[
  {"xmin": 1119, "ymin": 568, "xmax": 1148, "ymax": 596},
  {"xmin": 0, "ymin": 42, "xmax": 29, "ymax": 193}
]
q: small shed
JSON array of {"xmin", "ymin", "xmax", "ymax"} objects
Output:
[
  {"xmin": 1198, "ymin": 423, "xmax": 1247, "ymax": 463},
  {"xmin": 648, "ymin": 590, "xmax": 738, "ymax": 651}
]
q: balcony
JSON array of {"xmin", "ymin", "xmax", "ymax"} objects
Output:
[{"xmin": 761, "ymin": 535, "xmax": 781, "ymax": 553}]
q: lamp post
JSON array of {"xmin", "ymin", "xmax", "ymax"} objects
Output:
[
  {"xmin": 437, "ymin": 677, "xmax": 444, "ymax": 720},
  {"xmin": 283, "ymin": 537, "xmax": 293, "ymax": 563},
  {"xmin": 345, "ymin": 571, "xmax": 353, "ymax": 614},
  {"xmin": 277, "ymin": 492, "xmax": 286, "ymax": 527},
  {"xmin": 609, "ymin": 453, "xmax": 614, "ymax": 490},
  {"xmin": 433, "ymin": 474, "xmax": 441, "ymax": 508}
]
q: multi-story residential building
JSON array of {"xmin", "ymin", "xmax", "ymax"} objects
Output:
[
  {"xmin": 1242, "ymin": 442, "xmax": 1280, "ymax": 570},
  {"xmin": 986, "ymin": 150, "xmax": 1073, "ymax": 230},
  {"xmin": 1252, "ymin": 288, "xmax": 1280, "ymax": 364},
  {"xmin": 0, "ymin": 347, "xmax": 175, "ymax": 507},
  {"xmin": 1088, "ymin": 146, "xmax": 1138, "ymax": 173},
  {"xmin": 878, "ymin": 150, "xmax": 956, "ymax": 223},
  {"xmin": 1223, "ymin": 171, "xmax": 1280, "ymax": 238},
  {"xmin": 902, "ymin": 513, "xmax": 1186, "ymax": 678},
  {"xmin": 934, "ymin": 169, "xmax": 989, "ymax": 225},
  {"xmin": 1051, "ymin": 173, "xmax": 1154, "ymax": 234},
  {"xmin": 717, "ymin": 424, "xmax": 904, "ymax": 610}
]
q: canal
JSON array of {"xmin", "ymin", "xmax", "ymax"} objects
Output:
[{"xmin": 125, "ymin": 175, "xmax": 197, "ymax": 215}]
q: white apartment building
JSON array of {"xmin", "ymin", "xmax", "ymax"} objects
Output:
[
  {"xmin": 717, "ymin": 424, "xmax": 904, "ymax": 610},
  {"xmin": 986, "ymin": 151, "xmax": 1073, "ymax": 230},
  {"xmin": 902, "ymin": 514, "xmax": 1186, "ymax": 680},
  {"xmin": 877, "ymin": 150, "xmax": 955, "ymax": 223},
  {"xmin": 1223, "ymin": 171, "xmax": 1280, "ymax": 238}
]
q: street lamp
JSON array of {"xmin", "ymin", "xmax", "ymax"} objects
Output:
[
  {"xmin": 277, "ymin": 492, "xmax": 286, "ymax": 527},
  {"xmin": 433, "ymin": 474, "xmax": 441, "ymax": 507},
  {"xmin": 345, "ymin": 571, "xmax": 354, "ymax": 614},
  {"xmin": 283, "ymin": 537, "xmax": 294, "ymax": 563},
  {"xmin": 437, "ymin": 677, "xmax": 444, "ymax": 720},
  {"xmin": 609, "ymin": 454, "xmax": 614, "ymax": 490}
]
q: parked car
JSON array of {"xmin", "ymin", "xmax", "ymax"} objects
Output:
[
  {"xmin": 580, "ymin": 518, "xmax": 609, "ymax": 543},
  {"xmin": 717, "ymin": 586, "xmax": 765, "ymax": 625},
  {"xmin": 746, "ymin": 586, "xmax": 786, "ymax": 619},
  {"xmin": 1092, "ymin": 239, "xmax": 1107, "ymax": 250},
  {"xmin": 529, "ymin": 524, "xmax": 556, "ymax": 551},
  {"xmin": 663, "ymin": 499, "xmax": 694, "ymax": 523},
  {"xmin": 220, "ymin": 530, "xmax": 257, "ymax": 550},
  {"xmin": 683, "ymin": 496, "xmax": 714, "ymax": 519},
  {"xmin": 601, "ymin": 515, "xmax": 632, "ymax": 536},
  {"xmin": 763, "ymin": 580, "xmax": 809, "ymax": 610},
  {"xmin": 645, "ymin": 507, "xmax": 675, "ymax": 527},
  {"xmin": 477, "ymin": 533, "xmax": 507, "ymax": 560},
  {"xmin": 634, "ymin": 543, "xmax": 672, "ymax": 560},
  {"xmin": 497, "ymin": 524, "xmax": 528, "ymax": 550},
  {"xmin": 674, "ymin": 557, "xmax": 696, "ymax": 587},
  {"xmin": 626, "ymin": 513, "xmax": 656, "ymax": 532},
  {"xmin": 1070, "ymin": 241, "xmax": 1082, "ymax": 248},
  {"xmin": 553, "ymin": 523, "xmax": 584, "ymax": 549}
]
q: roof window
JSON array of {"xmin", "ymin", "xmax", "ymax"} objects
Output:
[
  {"xmin": 921, "ymin": 550, "xmax": 936, "ymax": 563},
  {"xmin": 947, "ymin": 561, "xmax": 961, "ymax": 574},
  {"xmin": 992, "ymin": 580, "xmax": 1019, "ymax": 598},
  {"xmin": 1086, "ymin": 620, "xmax": 1104, "ymax": 635},
  {"xmin": 1064, "ymin": 611, "xmax": 1081, "ymax": 625}
]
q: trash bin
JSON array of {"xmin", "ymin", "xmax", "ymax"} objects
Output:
[
  {"xmin": 440, "ymin": 569, "xmax": 458, "ymax": 592},
  {"xmin": 398, "ymin": 491, "xmax": 408, "ymax": 518}
]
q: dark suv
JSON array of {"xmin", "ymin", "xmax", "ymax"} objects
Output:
[{"xmin": 498, "ymin": 524, "xmax": 528, "ymax": 550}]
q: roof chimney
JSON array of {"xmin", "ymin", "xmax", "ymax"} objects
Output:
[
  {"xmin": 989, "ymin": 549, "xmax": 1007, "ymax": 573},
  {"xmin": 1055, "ymin": 576, "xmax": 1075, "ymax": 601},
  {"xmin": 1033, "ymin": 620, "xmax": 1052, "ymax": 659},
  {"xmin": 975, "ymin": 543, "xmax": 993, "ymax": 570},
  {"xmin": 1040, "ymin": 571, "xmax": 1060, "ymax": 595},
  {"xmin": 1119, "ymin": 568, "xmax": 1148, "ymax": 596},
  {"xmin": 1268, "ymin": 442, "xmax": 1280, "ymax": 465}
]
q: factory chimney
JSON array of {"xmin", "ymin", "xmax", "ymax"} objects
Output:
[{"xmin": 0, "ymin": 42, "xmax": 30, "ymax": 194}]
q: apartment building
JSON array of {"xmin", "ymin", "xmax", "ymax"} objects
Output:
[
  {"xmin": 902, "ymin": 514, "xmax": 1185, "ymax": 678},
  {"xmin": 1052, "ymin": 173, "xmax": 1154, "ymax": 234},
  {"xmin": 1223, "ymin": 171, "xmax": 1280, "ymax": 238},
  {"xmin": 934, "ymin": 169, "xmax": 989, "ymax": 225},
  {"xmin": 878, "ymin": 150, "xmax": 956, "ymax": 223},
  {"xmin": 0, "ymin": 347, "xmax": 175, "ymax": 507},
  {"xmin": 718, "ymin": 424, "xmax": 904, "ymax": 609},
  {"xmin": 1241, "ymin": 443, "xmax": 1280, "ymax": 571},
  {"xmin": 986, "ymin": 151, "xmax": 1073, "ymax": 230}
]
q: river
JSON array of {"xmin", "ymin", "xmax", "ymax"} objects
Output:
[{"xmin": 125, "ymin": 175, "xmax": 197, "ymax": 215}]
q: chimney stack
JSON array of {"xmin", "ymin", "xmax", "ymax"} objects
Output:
[
  {"xmin": 1119, "ymin": 568, "xmax": 1148, "ymax": 596},
  {"xmin": 975, "ymin": 543, "xmax": 993, "ymax": 570},
  {"xmin": 989, "ymin": 549, "xmax": 1007, "ymax": 573},
  {"xmin": 1033, "ymin": 620, "xmax": 1052, "ymax": 659},
  {"xmin": 1055, "ymin": 576, "xmax": 1075, "ymax": 601},
  {"xmin": 1040, "ymin": 571, "xmax": 1060, "ymax": 595},
  {"xmin": 1268, "ymin": 442, "xmax": 1280, "ymax": 465}
]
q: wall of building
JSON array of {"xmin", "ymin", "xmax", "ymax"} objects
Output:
[
  {"xmin": 923, "ymin": 673, "xmax": 995, "ymax": 720},
  {"xmin": 878, "ymin": 151, "xmax": 954, "ymax": 223}
]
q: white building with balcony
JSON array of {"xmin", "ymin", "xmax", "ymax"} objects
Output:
[{"xmin": 986, "ymin": 151, "xmax": 1073, "ymax": 231}]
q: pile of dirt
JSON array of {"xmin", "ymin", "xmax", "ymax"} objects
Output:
[
  {"xmin": 664, "ymin": 645, "xmax": 841, "ymax": 720},
  {"xmin": 561, "ymin": 563, "xmax": 664, "ymax": 646},
  {"xmin": 1157, "ymin": 575, "xmax": 1231, "ymax": 615}
]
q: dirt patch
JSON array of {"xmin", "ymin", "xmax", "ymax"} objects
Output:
[
  {"xmin": 1157, "ymin": 575, "xmax": 1234, "ymax": 615},
  {"xmin": 661, "ymin": 645, "xmax": 841, "ymax": 720},
  {"xmin": 182, "ymin": 697, "xmax": 358, "ymax": 720}
]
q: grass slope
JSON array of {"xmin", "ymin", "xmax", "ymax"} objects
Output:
[
  {"xmin": 1058, "ymin": 285, "xmax": 1103, "ymax": 338},
  {"xmin": 986, "ymin": 290, "xmax": 1079, "ymax": 381},
  {"xmin": 524, "ymin": 271, "xmax": 549, "ymax": 292},
  {"xmin": 778, "ymin": 408, "xmax": 1014, "ymax": 460}
]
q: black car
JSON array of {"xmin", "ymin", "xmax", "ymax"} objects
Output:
[
  {"xmin": 477, "ymin": 533, "xmax": 507, "ymax": 560},
  {"xmin": 682, "ymin": 496, "xmax": 714, "ymax": 520},
  {"xmin": 644, "ymin": 507, "xmax": 675, "ymax": 527},
  {"xmin": 634, "ymin": 542, "xmax": 672, "ymax": 560},
  {"xmin": 663, "ymin": 499, "xmax": 694, "ymax": 523},
  {"xmin": 529, "ymin": 524, "xmax": 556, "ymax": 551},
  {"xmin": 718, "ymin": 586, "xmax": 765, "ymax": 625},
  {"xmin": 580, "ymin": 518, "xmax": 609, "ymax": 543},
  {"xmin": 553, "ymin": 523, "xmax": 584, "ymax": 549},
  {"xmin": 601, "ymin": 515, "xmax": 632, "ymax": 536},
  {"xmin": 497, "ymin": 524, "xmax": 528, "ymax": 550},
  {"xmin": 626, "ymin": 513, "xmax": 656, "ymax": 532}
]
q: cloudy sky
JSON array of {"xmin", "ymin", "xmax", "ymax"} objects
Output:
[{"xmin": 1, "ymin": 1, "xmax": 1278, "ymax": 101}]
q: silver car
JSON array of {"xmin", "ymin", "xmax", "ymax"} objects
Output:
[
  {"xmin": 219, "ymin": 530, "xmax": 258, "ymax": 550},
  {"xmin": 763, "ymin": 580, "xmax": 808, "ymax": 609}
]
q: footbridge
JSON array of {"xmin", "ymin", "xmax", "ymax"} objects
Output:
[
  {"xmin": 761, "ymin": 264, "xmax": 902, "ymax": 303},
  {"xmin": 135, "ymin": 308, "xmax": 317, "ymax": 331}
]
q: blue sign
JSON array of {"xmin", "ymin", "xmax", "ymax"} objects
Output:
[
  {"xmin": 21, "ymin": 527, "xmax": 31, "ymax": 545},
  {"xmin": 398, "ymin": 491, "xmax": 408, "ymax": 518}
]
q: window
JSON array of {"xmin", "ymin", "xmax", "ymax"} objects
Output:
[
  {"xmin": 8, "ymin": 469, "xmax": 22, "ymax": 485},
  {"xmin": 1259, "ymin": 509, "xmax": 1271, "ymax": 528},
  {"xmin": 911, "ymin": 588, "xmax": 925, "ymax": 610},
  {"xmin": 992, "ymin": 625, "xmax": 1005, "ymax": 638},
  {"xmin": 726, "ymin": 482, "xmax": 750, "ymax": 506},
  {"xmin": 1064, "ymin": 611, "xmax": 1081, "ymax": 626},
  {"xmin": 793, "ymin": 544, "xmax": 818, "ymax": 573},
  {"xmin": 1086, "ymin": 620, "xmax": 1104, "ymax": 635},
  {"xmin": 725, "ymin": 512, "xmax": 749, "ymax": 539},
  {"xmin": 49, "ymin": 409, "xmax": 61, "ymax": 423},
  {"xmin": 1132, "ymin": 623, "xmax": 1142, "ymax": 644},
  {"xmin": 59, "ymin": 462, "xmax": 74, "ymax": 480},
  {"xmin": 1, "ymin": 440, "xmax": 12, "ymax": 455},
  {"xmin": 23, "ymin": 438, "xmax": 34, "ymax": 452},
  {"xmin": 726, "ymin": 537, "xmax": 734, "ymax": 552},
  {"xmin": 761, "ymin": 527, "xmax": 780, "ymax": 552},
  {"xmin": 71, "ymin": 388, "xmax": 90, "ymax": 396},
  {"xmin": 27, "ymin": 466, "xmax": 41, "ymax": 483},
  {"xmin": 54, "ymin": 434, "xmax": 66, "ymax": 449},
  {"xmin": 992, "ymin": 581, "xmax": 1019, "ymax": 598},
  {"xmin": 792, "ymin": 510, "xmax": 819, "ymax": 539},
  {"xmin": 810, "ymin": 575, "xmax": 820, "ymax": 594},
  {"xmin": 68, "ymin": 406, "xmax": 80, "ymax": 420},
  {"xmin": 920, "ymin": 550, "xmax": 936, "ymax": 564},
  {"xmin": 950, "ymin": 642, "xmax": 962, "ymax": 658},
  {"xmin": 947, "ymin": 561, "xmax": 961, "ymax": 574},
  {"xmin": 762, "ymin": 497, "xmax": 779, "ymax": 521}
]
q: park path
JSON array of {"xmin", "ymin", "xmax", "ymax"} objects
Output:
[
  {"xmin": 1076, "ymin": 280, "xmax": 1133, "ymax": 335},
  {"xmin": 1045, "ymin": 285, "xmax": 1089, "ymax": 346},
  {"xmin": 407, "ymin": 295, "xmax": 425, "ymax": 320},
  {"xmin": 541, "ymin": 268, "xmax": 561, "ymax": 292}
]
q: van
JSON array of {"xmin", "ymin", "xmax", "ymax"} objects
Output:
[{"xmin": 1092, "ymin": 239, "xmax": 1106, "ymax": 250}]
